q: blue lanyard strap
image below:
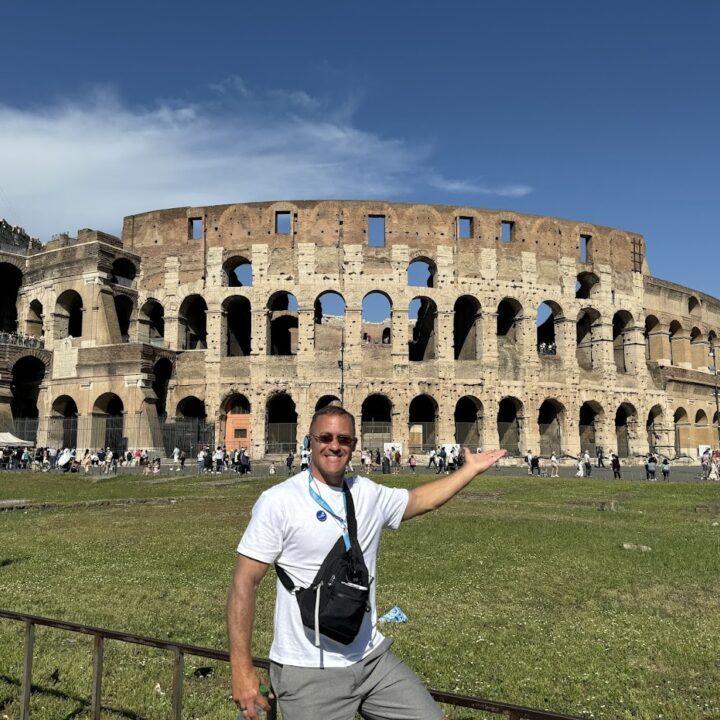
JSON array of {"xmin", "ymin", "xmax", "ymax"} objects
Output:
[{"xmin": 308, "ymin": 472, "xmax": 351, "ymax": 551}]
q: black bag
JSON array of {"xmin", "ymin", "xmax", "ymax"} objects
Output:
[{"xmin": 275, "ymin": 482, "xmax": 371, "ymax": 645}]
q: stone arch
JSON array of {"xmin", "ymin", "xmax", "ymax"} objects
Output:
[
  {"xmin": 579, "ymin": 401, "xmax": 604, "ymax": 456},
  {"xmin": 179, "ymin": 295, "xmax": 208, "ymax": 350},
  {"xmin": 646, "ymin": 404, "xmax": 664, "ymax": 454},
  {"xmin": 497, "ymin": 396, "xmax": 523, "ymax": 456},
  {"xmin": 454, "ymin": 396, "xmax": 483, "ymax": 448},
  {"xmin": 111, "ymin": 258, "xmax": 137, "ymax": 286},
  {"xmin": 688, "ymin": 295, "xmax": 701, "ymax": 315},
  {"xmin": 408, "ymin": 296, "xmax": 437, "ymax": 361},
  {"xmin": 223, "ymin": 256, "xmax": 253, "ymax": 287},
  {"xmin": 55, "ymin": 289, "xmax": 84, "ymax": 338},
  {"xmin": 690, "ymin": 327, "xmax": 705, "ymax": 369},
  {"xmin": 0, "ymin": 262, "xmax": 23, "ymax": 333},
  {"xmin": 10, "ymin": 355, "xmax": 46, "ymax": 443},
  {"xmin": 26, "ymin": 299, "xmax": 44, "ymax": 339},
  {"xmin": 114, "ymin": 294, "xmax": 134, "ymax": 343},
  {"xmin": 538, "ymin": 398, "xmax": 565, "ymax": 456},
  {"xmin": 361, "ymin": 291, "xmax": 392, "ymax": 347},
  {"xmin": 266, "ymin": 392, "xmax": 298, "ymax": 453},
  {"xmin": 453, "ymin": 296, "xmax": 482, "ymax": 361},
  {"xmin": 407, "ymin": 257, "xmax": 437, "ymax": 288},
  {"xmin": 575, "ymin": 271, "xmax": 600, "ymax": 300},
  {"xmin": 644, "ymin": 315, "xmax": 663, "ymax": 361},
  {"xmin": 612, "ymin": 310, "xmax": 634, "ymax": 373},
  {"xmin": 152, "ymin": 358, "xmax": 173, "ymax": 418},
  {"xmin": 615, "ymin": 402, "xmax": 637, "ymax": 458},
  {"xmin": 222, "ymin": 295, "xmax": 252, "ymax": 357},
  {"xmin": 139, "ymin": 299, "xmax": 165, "ymax": 344},
  {"xmin": 408, "ymin": 394, "xmax": 438, "ymax": 452},
  {"xmin": 673, "ymin": 407, "xmax": 690, "ymax": 455},
  {"xmin": 314, "ymin": 291, "xmax": 346, "ymax": 351},
  {"xmin": 496, "ymin": 298, "xmax": 523, "ymax": 342},
  {"xmin": 576, "ymin": 308, "xmax": 601, "ymax": 370},
  {"xmin": 221, "ymin": 392, "xmax": 252, "ymax": 451},
  {"xmin": 669, "ymin": 320, "xmax": 685, "ymax": 366},
  {"xmin": 49, "ymin": 394, "xmax": 79, "ymax": 449},
  {"xmin": 361, "ymin": 393, "xmax": 393, "ymax": 449},
  {"xmin": 93, "ymin": 392, "xmax": 126, "ymax": 452},
  {"xmin": 536, "ymin": 301, "xmax": 563, "ymax": 354},
  {"xmin": 268, "ymin": 291, "xmax": 298, "ymax": 356},
  {"xmin": 176, "ymin": 395, "xmax": 207, "ymax": 419}
]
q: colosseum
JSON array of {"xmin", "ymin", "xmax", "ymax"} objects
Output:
[{"xmin": 1, "ymin": 201, "xmax": 719, "ymax": 461}]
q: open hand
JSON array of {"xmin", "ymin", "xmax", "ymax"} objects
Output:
[{"xmin": 461, "ymin": 448, "xmax": 507, "ymax": 476}]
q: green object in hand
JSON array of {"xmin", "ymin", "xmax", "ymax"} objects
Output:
[{"xmin": 259, "ymin": 683, "xmax": 269, "ymax": 697}]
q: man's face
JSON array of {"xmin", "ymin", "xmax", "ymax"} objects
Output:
[{"xmin": 309, "ymin": 413, "xmax": 357, "ymax": 485}]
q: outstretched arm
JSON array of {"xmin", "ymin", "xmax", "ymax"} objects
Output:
[
  {"xmin": 402, "ymin": 448, "xmax": 506, "ymax": 521},
  {"xmin": 227, "ymin": 554, "xmax": 272, "ymax": 720}
]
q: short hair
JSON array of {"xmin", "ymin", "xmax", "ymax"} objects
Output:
[{"xmin": 309, "ymin": 405, "xmax": 356, "ymax": 436}]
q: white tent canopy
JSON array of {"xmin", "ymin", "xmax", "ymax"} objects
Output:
[{"xmin": 0, "ymin": 432, "xmax": 34, "ymax": 447}]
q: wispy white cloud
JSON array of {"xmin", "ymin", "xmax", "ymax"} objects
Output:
[{"xmin": 0, "ymin": 81, "xmax": 532, "ymax": 240}]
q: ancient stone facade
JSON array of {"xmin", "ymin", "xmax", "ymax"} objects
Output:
[{"xmin": 2, "ymin": 201, "xmax": 719, "ymax": 460}]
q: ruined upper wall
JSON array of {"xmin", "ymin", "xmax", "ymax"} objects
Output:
[
  {"xmin": 0, "ymin": 218, "xmax": 41, "ymax": 255},
  {"xmin": 644, "ymin": 276, "xmax": 720, "ymax": 332},
  {"xmin": 121, "ymin": 200, "xmax": 647, "ymax": 276}
]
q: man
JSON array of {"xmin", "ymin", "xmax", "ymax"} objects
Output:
[{"xmin": 227, "ymin": 405, "xmax": 505, "ymax": 720}]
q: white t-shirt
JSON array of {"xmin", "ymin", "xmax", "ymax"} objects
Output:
[{"xmin": 238, "ymin": 472, "xmax": 408, "ymax": 668}]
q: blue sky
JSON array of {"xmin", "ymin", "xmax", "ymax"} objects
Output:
[{"xmin": 1, "ymin": 0, "xmax": 718, "ymax": 297}]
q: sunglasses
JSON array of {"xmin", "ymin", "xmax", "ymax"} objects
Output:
[{"xmin": 310, "ymin": 432, "xmax": 356, "ymax": 446}]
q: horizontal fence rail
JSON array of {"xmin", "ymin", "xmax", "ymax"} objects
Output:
[{"xmin": 0, "ymin": 608, "xmax": 583, "ymax": 720}]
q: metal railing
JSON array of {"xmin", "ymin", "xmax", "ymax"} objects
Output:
[{"xmin": 0, "ymin": 608, "xmax": 583, "ymax": 720}]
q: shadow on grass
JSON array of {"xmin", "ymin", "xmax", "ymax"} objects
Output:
[{"xmin": 0, "ymin": 673, "xmax": 146, "ymax": 720}]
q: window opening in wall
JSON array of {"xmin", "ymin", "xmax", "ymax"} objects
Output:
[
  {"xmin": 408, "ymin": 297, "xmax": 437, "ymax": 361},
  {"xmin": 458, "ymin": 216, "xmax": 473, "ymax": 239},
  {"xmin": 580, "ymin": 234, "xmax": 592, "ymax": 263},
  {"xmin": 361, "ymin": 292, "xmax": 392, "ymax": 347},
  {"xmin": 631, "ymin": 237, "xmax": 643, "ymax": 272},
  {"xmin": 501, "ymin": 221, "xmax": 513, "ymax": 242},
  {"xmin": 536, "ymin": 302, "xmax": 558, "ymax": 355},
  {"xmin": 189, "ymin": 218, "xmax": 203, "ymax": 240},
  {"xmin": 368, "ymin": 215, "xmax": 386, "ymax": 247},
  {"xmin": 407, "ymin": 258, "xmax": 436, "ymax": 288},
  {"xmin": 275, "ymin": 211, "xmax": 291, "ymax": 235}
]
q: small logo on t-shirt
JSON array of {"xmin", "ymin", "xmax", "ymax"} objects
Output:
[{"xmin": 316, "ymin": 510, "xmax": 327, "ymax": 522}]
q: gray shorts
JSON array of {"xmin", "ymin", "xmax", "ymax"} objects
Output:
[{"xmin": 269, "ymin": 639, "xmax": 443, "ymax": 720}]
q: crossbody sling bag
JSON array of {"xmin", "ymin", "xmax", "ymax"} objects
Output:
[{"xmin": 275, "ymin": 477, "xmax": 371, "ymax": 646}]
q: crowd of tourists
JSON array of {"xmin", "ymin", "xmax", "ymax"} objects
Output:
[
  {"xmin": 195, "ymin": 445, "xmax": 252, "ymax": 474},
  {"xmin": 0, "ymin": 330, "xmax": 44, "ymax": 348}
]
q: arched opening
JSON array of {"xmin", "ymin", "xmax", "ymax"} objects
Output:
[
  {"xmin": 453, "ymin": 296, "xmax": 481, "ymax": 361},
  {"xmin": 575, "ymin": 272, "xmax": 599, "ymax": 300},
  {"xmin": 140, "ymin": 300, "xmax": 165, "ymax": 345},
  {"xmin": 538, "ymin": 399, "xmax": 564, "ymax": 456},
  {"xmin": 50, "ymin": 395, "xmax": 79, "ymax": 449},
  {"xmin": 454, "ymin": 396, "xmax": 483, "ymax": 448},
  {"xmin": 695, "ymin": 409, "xmax": 710, "ymax": 447},
  {"xmin": 408, "ymin": 394, "xmax": 438, "ymax": 452},
  {"xmin": 0, "ymin": 262, "xmax": 22, "ymax": 333},
  {"xmin": 615, "ymin": 403, "xmax": 636, "ymax": 458},
  {"xmin": 315, "ymin": 395, "xmax": 342, "ymax": 411},
  {"xmin": 536, "ymin": 302, "xmax": 562, "ymax": 355},
  {"xmin": 407, "ymin": 258, "xmax": 436, "ymax": 288},
  {"xmin": 690, "ymin": 327, "xmax": 705, "ymax": 369},
  {"xmin": 579, "ymin": 401, "xmax": 603, "ymax": 457},
  {"xmin": 576, "ymin": 308, "xmax": 601, "ymax": 370},
  {"xmin": 222, "ymin": 393, "xmax": 252, "ymax": 451},
  {"xmin": 179, "ymin": 295, "xmax": 208, "ymax": 350},
  {"xmin": 497, "ymin": 397, "xmax": 522, "ymax": 456},
  {"xmin": 669, "ymin": 320, "xmax": 684, "ymax": 366},
  {"xmin": 612, "ymin": 311, "xmax": 634, "ymax": 373},
  {"xmin": 361, "ymin": 292, "xmax": 392, "ymax": 348},
  {"xmin": 496, "ymin": 298, "xmax": 522, "ymax": 343},
  {"xmin": 268, "ymin": 292, "xmax": 298, "ymax": 356},
  {"xmin": 152, "ymin": 358, "xmax": 173, "ymax": 418},
  {"xmin": 171, "ymin": 395, "xmax": 213, "ymax": 454},
  {"xmin": 114, "ymin": 295, "xmax": 134, "ymax": 343},
  {"xmin": 93, "ymin": 393, "xmax": 125, "ymax": 452},
  {"xmin": 408, "ymin": 297, "xmax": 437, "ymax": 361},
  {"xmin": 266, "ymin": 393, "xmax": 298, "ymax": 453},
  {"xmin": 688, "ymin": 295, "xmax": 700, "ymax": 315},
  {"xmin": 111, "ymin": 258, "xmax": 137, "ymax": 287},
  {"xmin": 361, "ymin": 394, "xmax": 392, "ymax": 449},
  {"xmin": 644, "ymin": 315, "xmax": 661, "ymax": 361},
  {"xmin": 223, "ymin": 296, "xmax": 251, "ymax": 357},
  {"xmin": 56, "ymin": 290, "xmax": 84, "ymax": 338},
  {"xmin": 26, "ymin": 300, "xmax": 44, "ymax": 339},
  {"xmin": 646, "ymin": 405, "xmax": 664, "ymax": 454},
  {"xmin": 314, "ymin": 292, "xmax": 346, "ymax": 351},
  {"xmin": 223, "ymin": 256, "xmax": 253, "ymax": 287},
  {"xmin": 11, "ymin": 356, "xmax": 45, "ymax": 443},
  {"xmin": 673, "ymin": 407, "xmax": 689, "ymax": 455}
]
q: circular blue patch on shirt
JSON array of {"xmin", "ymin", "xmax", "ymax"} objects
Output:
[{"xmin": 316, "ymin": 510, "xmax": 327, "ymax": 522}]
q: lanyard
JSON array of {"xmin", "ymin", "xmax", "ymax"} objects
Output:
[{"xmin": 307, "ymin": 472, "xmax": 351, "ymax": 551}]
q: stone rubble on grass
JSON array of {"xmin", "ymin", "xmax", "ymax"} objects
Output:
[{"xmin": 622, "ymin": 543, "xmax": 652, "ymax": 552}]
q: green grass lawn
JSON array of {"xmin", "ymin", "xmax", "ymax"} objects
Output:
[{"xmin": 1, "ymin": 472, "xmax": 719, "ymax": 719}]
